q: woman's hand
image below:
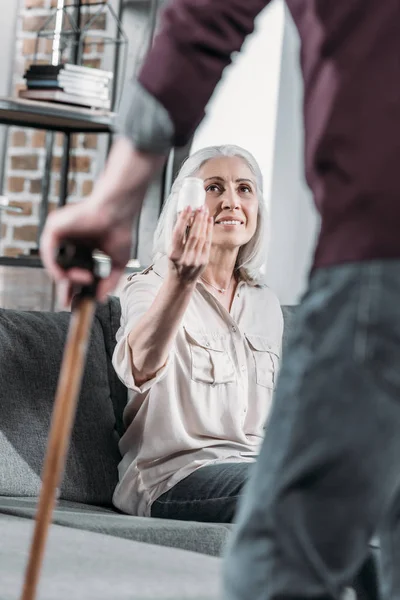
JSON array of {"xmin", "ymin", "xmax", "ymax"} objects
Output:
[{"xmin": 168, "ymin": 205, "xmax": 213, "ymax": 286}]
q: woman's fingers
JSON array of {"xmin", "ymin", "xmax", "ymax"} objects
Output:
[
  {"xmin": 185, "ymin": 206, "xmax": 206, "ymax": 251},
  {"xmin": 170, "ymin": 206, "xmax": 192, "ymax": 255},
  {"xmin": 169, "ymin": 207, "xmax": 211, "ymax": 280},
  {"xmin": 201, "ymin": 216, "xmax": 213, "ymax": 260},
  {"xmin": 194, "ymin": 210, "xmax": 210, "ymax": 260},
  {"xmin": 182, "ymin": 208, "xmax": 208, "ymax": 265}
]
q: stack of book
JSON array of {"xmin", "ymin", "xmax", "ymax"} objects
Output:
[{"xmin": 20, "ymin": 63, "xmax": 113, "ymax": 110}]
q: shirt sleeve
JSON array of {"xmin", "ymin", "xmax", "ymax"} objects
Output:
[
  {"xmin": 112, "ymin": 276, "xmax": 172, "ymax": 394},
  {"xmin": 117, "ymin": 0, "xmax": 272, "ymax": 150}
]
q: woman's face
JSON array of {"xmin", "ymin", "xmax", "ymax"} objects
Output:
[{"xmin": 196, "ymin": 155, "xmax": 259, "ymax": 250}]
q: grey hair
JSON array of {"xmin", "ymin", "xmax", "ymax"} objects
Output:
[{"xmin": 152, "ymin": 144, "xmax": 269, "ymax": 284}]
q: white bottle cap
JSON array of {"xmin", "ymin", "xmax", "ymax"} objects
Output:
[{"xmin": 176, "ymin": 177, "xmax": 206, "ymax": 213}]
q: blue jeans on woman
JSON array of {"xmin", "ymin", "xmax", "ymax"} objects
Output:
[
  {"xmin": 151, "ymin": 462, "xmax": 251, "ymax": 523},
  {"xmin": 224, "ymin": 261, "xmax": 400, "ymax": 600}
]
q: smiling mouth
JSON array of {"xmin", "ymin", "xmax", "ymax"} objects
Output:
[{"xmin": 215, "ymin": 219, "xmax": 244, "ymax": 226}]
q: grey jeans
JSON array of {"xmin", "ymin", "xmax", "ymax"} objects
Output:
[
  {"xmin": 224, "ymin": 261, "xmax": 400, "ymax": 600},
  {"xmin": 151, "ymin": 462, "xmax": 251, "ymax": 523}
]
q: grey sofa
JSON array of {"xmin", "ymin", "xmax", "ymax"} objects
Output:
[
  {"xmin": 1, "ymin": 298, "xmax": 376, "ymax": 599},
  {"xmin": 1, "ymin": 295, "xmax": 254, "ymax": 599}
]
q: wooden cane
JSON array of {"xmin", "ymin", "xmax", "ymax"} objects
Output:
[{"xmin": 20, "ymin": 243, "xmax": 99, "ymax": 600}]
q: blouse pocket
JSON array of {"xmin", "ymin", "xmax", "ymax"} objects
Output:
[
  {"xmin": 245, "ymin": 334, "xmax": 280, "ymax": 389},
  {"xmin": 184, "ymin": 328, "xmax": 236, "ymax": 385}
]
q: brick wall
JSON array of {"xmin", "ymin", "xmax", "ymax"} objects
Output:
[{"xmin": 1, "ymin": 0, "xmax": 107, "ymax": 257}]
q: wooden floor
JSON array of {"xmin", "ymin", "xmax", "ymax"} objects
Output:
[{"xmin": 0, "ymin": 266, "xmax": 59, "ymax": 312}]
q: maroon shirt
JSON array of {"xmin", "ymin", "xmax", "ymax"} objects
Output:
[{"xmin": 138, "ymin": 1, "xmax": 400, "ymax": 269}]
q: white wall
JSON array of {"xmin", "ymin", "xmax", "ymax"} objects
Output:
[
  {"xmin": 191, "ymin": 0, "xmax": 285, "ymax": 203},
  {"xmin": 191, "ymin": 2, "xmax": 319, "ymax": 305}
]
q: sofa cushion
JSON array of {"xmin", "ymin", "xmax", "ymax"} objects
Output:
[
  {"xmin": 94, "ymin": 296, "xmax": 127, "ymax": 437},
  {"xmin": 0, "ymin": 308, "xmax": 121, "ymax": 506},
  {"xmin": 1, "ymin": 514, "xmax": 221, "ymax": 600},
  {"xmin": 0, "ymin": 496, "xmax": 230, "ymax": 557}
]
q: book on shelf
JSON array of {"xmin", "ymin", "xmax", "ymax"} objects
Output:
[
  {"xmin": 27, "ymin": 78, "xmax": 108, "ymax": 89},
  {"xmin": 23, "ymin": 62, "xmax": 113, "ymax": 109},
  {"xmin": 58, "ymin": 73, "xmax": 109, "ymax": 89},
  {"xmin": 19, "ymin": 88, "xmax": 111, "ymax": 110},
  {"xmin": 27, "ymin": 80, "xmax": 110, "ymax": 99},
  {"xmin": 25, "ymin": 63, "xmax": 113, "ymax": 80},
  {"xmin": 26, "ymin": 73, "xmax": 111, "ymax": 87}
]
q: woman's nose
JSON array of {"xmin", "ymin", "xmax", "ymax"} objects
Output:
[{"xmin": 221, "ymin": 189, "xmax": 239, "ymax": 210}]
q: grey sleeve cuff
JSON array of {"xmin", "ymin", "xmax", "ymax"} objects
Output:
[{"xmin": 114, "ymin": 79, "xmax": 175, "ymax": 155}]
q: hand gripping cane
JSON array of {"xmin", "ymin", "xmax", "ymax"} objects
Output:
[{"xmin": 20, "ymin": 243, "xmax": 100, "ymax": 600}]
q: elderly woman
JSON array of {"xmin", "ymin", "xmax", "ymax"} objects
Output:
[{"xmin": 112, "ymin": 144, "xmax": 283, "ymax": 523}]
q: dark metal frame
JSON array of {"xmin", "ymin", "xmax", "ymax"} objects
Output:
[
  {"xmin": 33, "ymin": 0, "xmax": 126, "ymax": 245},
  {"xmin": 34, "ymin": 0, "xmax": 127, "ymax": 113},
  {"xmin": 78, "ymin": 1, "xmax": 128, "ymax": 110}
]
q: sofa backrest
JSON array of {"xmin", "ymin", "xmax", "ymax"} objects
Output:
[
  {"xmin": 0, "ymin": 301, "xmax": 125, "ymax": 507},
  {"xmin": 92, "ymin": 296, "xmax": 129, "ymax": 438},
  {"xmin": 0, "ymin": 296, "xmax": 296, "ymax": 508}
]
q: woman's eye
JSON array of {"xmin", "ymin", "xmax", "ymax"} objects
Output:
[
  {"xmin": 206, "ymin": 184, "xmax": 221, "ymax": 193},
  {"xmin": 239, "ymin": 185, "xmax": 252, "ymax": 193}
]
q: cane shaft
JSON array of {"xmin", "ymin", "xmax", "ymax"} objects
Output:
[{"xmin": 20, "ymin": 297, "xmax": 96, "ymax": 600}]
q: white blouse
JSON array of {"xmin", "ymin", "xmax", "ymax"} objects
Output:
[{"xmin": 112, "ymin": 256, "xmax": 283, "ymax": 516}]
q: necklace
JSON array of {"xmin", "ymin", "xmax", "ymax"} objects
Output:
[{"xmin": 200, "ymin": 275, "xmax": 231, "ymax": 294}]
